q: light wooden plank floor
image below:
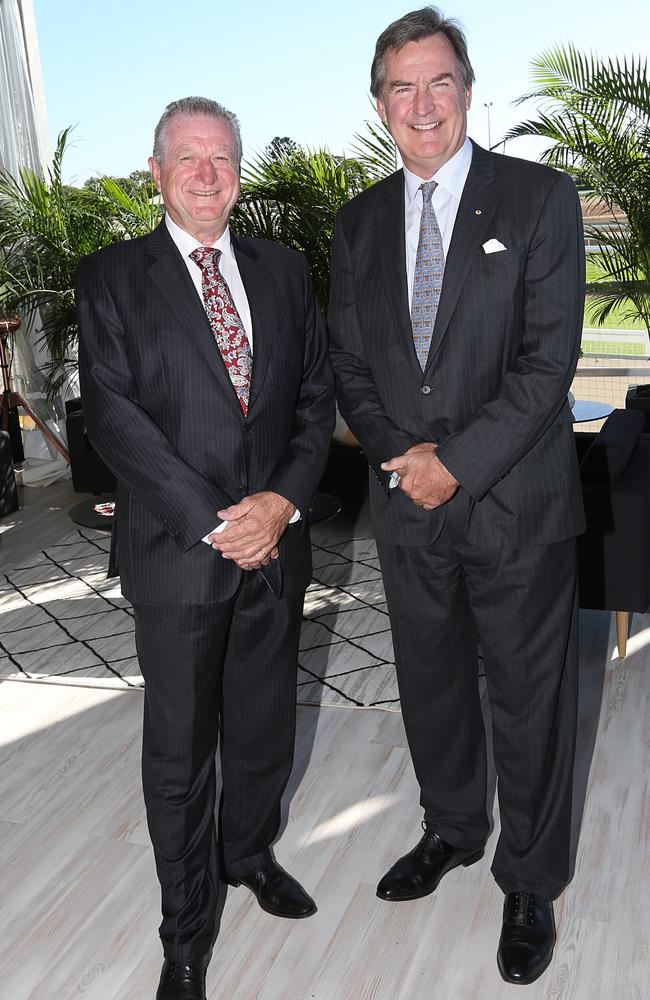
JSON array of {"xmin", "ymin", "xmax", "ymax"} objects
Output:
[{"xmin": 0, "ymin": 603, "xmax": 648, "ymax": 1000}]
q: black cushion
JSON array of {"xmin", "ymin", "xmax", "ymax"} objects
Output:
[{"xmin": 579, "ymin": 408, "xmax": 645, "ymax": 484}]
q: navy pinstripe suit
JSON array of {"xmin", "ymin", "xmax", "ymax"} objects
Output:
[
  {"xmin": 76, "ymin": 220, "xmax": 334, "ymax": 958},
  {"xmin": 329, "ymin": 142, "xmax": 585, "ymax": 898}
]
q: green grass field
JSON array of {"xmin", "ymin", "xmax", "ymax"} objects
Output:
[
  {"xmin": 585, "ymin": 258, "xmax": 645, "ymax": 331},
  {"xmin": 584, "ymin": 301, "xmax": 645, "ymax": 331}
]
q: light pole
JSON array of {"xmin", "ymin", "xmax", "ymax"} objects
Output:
[{"xmin": 484, "ymin": 101, "xmax": 493, "ymax": 150}]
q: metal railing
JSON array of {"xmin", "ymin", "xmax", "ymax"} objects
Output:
[{"xmin": 571, "ymin": 360, "xmax": 650, "ymax": 430}]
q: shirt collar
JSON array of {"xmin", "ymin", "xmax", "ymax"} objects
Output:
[
  {"xmin": 403, "ymin": 135, "xmax": 473, "ymax": 209},
  {"xmin": 164, "ymin": 211, "xmax": 235, "ymax": 262}
]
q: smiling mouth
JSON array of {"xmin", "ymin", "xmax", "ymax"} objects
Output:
[
  {"xmin": 411, "ymin": 121, "xmax": 442, "ymax": 131},
  {"xmin": 189, "ymin": 190, "xmax": 218, "ymax": 197}
]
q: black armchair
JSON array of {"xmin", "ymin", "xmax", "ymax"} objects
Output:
[{"xmin": 575, "ymin": 408, "xmax": 650, "ymax": 657}]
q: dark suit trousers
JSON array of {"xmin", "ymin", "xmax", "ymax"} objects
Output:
[
  {"xmin": 133, "ymin": 572, "xmax": 304, "ymax": 961},
  {"xmin": 377, "ymin": 490, "xmax": 579, "ymax": 901}
]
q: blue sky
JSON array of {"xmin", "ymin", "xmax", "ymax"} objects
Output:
[{"xmin": 33, "ymin": 0, "xmax": 648, "ymax": 183}]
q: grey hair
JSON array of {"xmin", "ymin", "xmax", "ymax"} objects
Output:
[
  {"xmin": 152, "ymin": 97, "xmax": 243, "ymax": 165},
  {"xmin": 370, "ymin": 6, "xmax": 475, "ymax": 97}
]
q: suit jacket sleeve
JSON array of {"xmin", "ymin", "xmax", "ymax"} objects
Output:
[
  {"xmin": 328, "ymin": 217, "xmax": 420, "ymax": 490},
  {"xmin": 76, "ymin": 253, "xmax": 234, "ymax": 552},
  {"xmin": 267, "ymin": 256, "xmax": 335, "ymax": 512},
  {"xmin": 435, "ymin": 170, "xmax": 585, "ymax": 499}
]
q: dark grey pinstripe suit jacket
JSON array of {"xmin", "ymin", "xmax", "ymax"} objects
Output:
[
  {"xmin": 329, "ymin": 141, "xmax": 586, "ymax": 548},
  {"xmin": 76, "ymin": 222, "xmax": 334, "ymax": 605}
]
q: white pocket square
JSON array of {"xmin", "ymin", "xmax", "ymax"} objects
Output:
[{"xmin": 482, "ymin": 239, "xmax": 507, "ymax": 254}]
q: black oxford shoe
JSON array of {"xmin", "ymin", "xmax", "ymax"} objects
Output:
[
  {"xmin": 224, "ymin": 860, "xmax": 317, "ymax": 918},
  {"xmin": 497, "ymin": 891, "xmax": 556, "ymax": 985},
  {"xmin": 156, "ymin": 956, "xmax": 208, "ymax": 1000},
  {"xmin": 376, "ymin": 823, "xmax": 484, "ymax": 901}
]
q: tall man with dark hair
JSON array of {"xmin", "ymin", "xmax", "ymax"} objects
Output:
[
  {"xmin": 329, "ymin": 8, "xmax": 585, "ymax": 986},
  {"xmin": 77, "ymin": 97, "xmax": 334, "ymax": 1000}
]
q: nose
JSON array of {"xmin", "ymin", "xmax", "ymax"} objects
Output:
[
  {"xmin": 196, "ymin": 158, "xmax": 218, "ymax": 183},
  {"xmin": 413, "ymin": 84, "xmax": 435, "ymax": 118}
]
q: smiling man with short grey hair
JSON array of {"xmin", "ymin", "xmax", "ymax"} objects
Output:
[{"xmin": 77, "ymin": 97, "xmax": 334, "ymax": 1000}]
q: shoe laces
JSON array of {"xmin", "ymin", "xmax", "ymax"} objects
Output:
[
  {"xmin": 258, "ymin": 861, "xmax": 279, "ymax": 881},
  {"xmin": 418, "ymin": 821, "xmax": 443, "ymax": 851},
  {"xmin": 165, "ymin": 962, "xmax": 202, "ymax": 982},
  {"xmin": 511, "ymin": 891, "xmax": 536, "ymax": 925}
]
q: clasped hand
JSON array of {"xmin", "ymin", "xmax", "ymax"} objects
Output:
[
  {"xmin": 207, "ymin": 491, "xmax": 295, "ymax": 570},
  {"xmin": 381, "ymin": 442, "xmax": 459, "ymax": 510}
]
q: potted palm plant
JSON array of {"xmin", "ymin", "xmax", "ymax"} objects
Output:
[{"xmin": 0, "ymin": 128, "xmax": 161, "ymax": 400}]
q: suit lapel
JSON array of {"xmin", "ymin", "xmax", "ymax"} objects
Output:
[
  {"xmin": 232, "ymin": 234, "xmax": 275, "ymax": 411},
  {"xmin": 424, "ymin": 142, "xmax": 500, "ymax": 372},
  {"xmin": 377, "ymin": 172, "xmax": 423, "ymax": 373},
  {"xmin": 146, "ymin": 222, "xmax": 242, "ymax": 407}
]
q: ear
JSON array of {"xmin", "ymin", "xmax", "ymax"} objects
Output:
[
  {"xmin": 148, "ymin": 156, "xmax": 162, "ymax": 193},
  {"xmin": 376, "ymin": 97, "xmax": 387, "ymax": 126},
  {"xmin": 465, "ymin": 86, "xmax": 472, "ymax": 111}
]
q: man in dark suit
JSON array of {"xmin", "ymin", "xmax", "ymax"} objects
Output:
[
  {"xmin": 329, "ymin": 8, "xmax": 585, "ymax": 986},
  {"xmin": 76, "ymin": 97, "xmax": 334, "ymax": 1000}
]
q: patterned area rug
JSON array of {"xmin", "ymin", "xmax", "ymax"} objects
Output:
[{"xmin": 0, "ymin": 528, "xmax": 398, "ymax": 710}]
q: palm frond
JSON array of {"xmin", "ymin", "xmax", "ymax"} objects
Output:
[
  {"xmin": 234, "ymin": 139, "xmax": 376, "ymax": 312},
  {"xmin": 349, "ymin": 120, "xmax": 398, "ymax": 180},
  {"xmin": 511, "ymin": 44, "xmax": 650, "ymax": 334},
  {"xmin": 0, "ymin": 129, "xmax": 159, "ymax": 397}
]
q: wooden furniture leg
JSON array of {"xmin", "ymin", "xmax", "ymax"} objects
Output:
[{"xmin": 615, "ymin": 610, "xmax": 629, "ymax": 658}]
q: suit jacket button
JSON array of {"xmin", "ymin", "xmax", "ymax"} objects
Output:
[{"xmin": 421, "ymin": 384, "xmax": 432, "ymax": 395}]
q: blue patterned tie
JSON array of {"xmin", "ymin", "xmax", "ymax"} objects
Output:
[{"xmin": 411, "ymin": 180, "xmax": 445, "ymax": 370}]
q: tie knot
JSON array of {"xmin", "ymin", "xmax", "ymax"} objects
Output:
[
  {"xmin": 420, "ymin": 180, "xmax": 437, "ymax": 205},
  {"xmin": 190, "ymin": 246, "xmax": 222, "ymax": 271}
]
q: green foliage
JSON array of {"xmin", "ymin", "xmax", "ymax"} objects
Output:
[
  {"xmin": 83, "ymin": 169, "xmax": 156, "ymax": 201},
  {"xmin": 231, "ymin": 140, "xmax": 373, "ymax": 312},
  {"xmin": 232, "ymin": 124, "xmax": 397, "ymax": 312},
  {"xmin": 349, "ymin": 118, "xmax": 399, "ymax": 182},
  {"xmin": 507, "ymin": 45, "xmax": 650, "ymax": 333},
  {"xmin": 0, "ymin": 130, "xmax": 161, "ymax": 396},
  {"xmin": 0, "ymin": 122, "xmax": 398, "ymax": 396}
]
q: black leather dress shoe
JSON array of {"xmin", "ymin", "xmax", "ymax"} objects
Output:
[
  {"xmin": 224, "ymin": 860, "xmax": 317, "ymax": 918},
  {"xmin": 497, "ymin": 891, "xmax": 556, "ymax": 985},
  {"xmin": 156, "ymin": 956, "xmax": 208, "ymax": 1000},
  {"xmin": 376, "ymin": 823, "xmax": 484, "ymax": 901}
]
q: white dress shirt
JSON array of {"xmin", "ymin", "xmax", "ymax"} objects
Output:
[
  {"xmin": 165, "ymin": 212, "xmax": 253, "ymax": 346},
  {"xmin": 163, "ymin": 212, "xmax": 299, "ymax": 538},
  {"xmin": 404, "ymin": 136, "xmax": 473, "ymax": 310}
]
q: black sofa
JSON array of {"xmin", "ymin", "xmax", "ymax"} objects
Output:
[{"xmin": 575, "ymin": 408, "xmax": 650, "ymax": 657}]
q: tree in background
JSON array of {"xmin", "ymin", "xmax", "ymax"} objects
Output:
[
  {"xmin": 507, "ymin": 45, "xmax": 650, "ymax": 334},
  {"xmin": 232, "ymin": 142, "xmax": 369, "ymax": 313},
  {"xmin": 83, "ymin": 169, "xmax": 156, "ymax": 201},
  {"xmin": 232, "ymin": 122, "xmax": 397, "ymax": 313}
]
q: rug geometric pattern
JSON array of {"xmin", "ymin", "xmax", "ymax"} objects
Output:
[{"xmin": 0, "ymin": 528, "xmax": 398, "ymax": 709}]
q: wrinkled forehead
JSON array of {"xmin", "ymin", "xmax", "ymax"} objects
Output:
[{"xmin": 165, "ymin": 113, "xmax": 236, "ymax": 149}]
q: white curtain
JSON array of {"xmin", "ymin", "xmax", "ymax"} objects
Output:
[
  {"xmin": 0, "ymin": 0, "xmax": 43, "ymax": 175},
  {"xmin": 1, "ymin": 0, "xmax": 68, "ymax": 477}
]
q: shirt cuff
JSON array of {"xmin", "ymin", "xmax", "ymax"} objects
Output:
[{"xmin": 202, "ymin": 508, "xmax": 301, "ymax": 544}]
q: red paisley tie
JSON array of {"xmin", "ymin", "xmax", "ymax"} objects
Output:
[{"xmin": 190, "ymin": 246, "xmax": 252, "ymax": 414}]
